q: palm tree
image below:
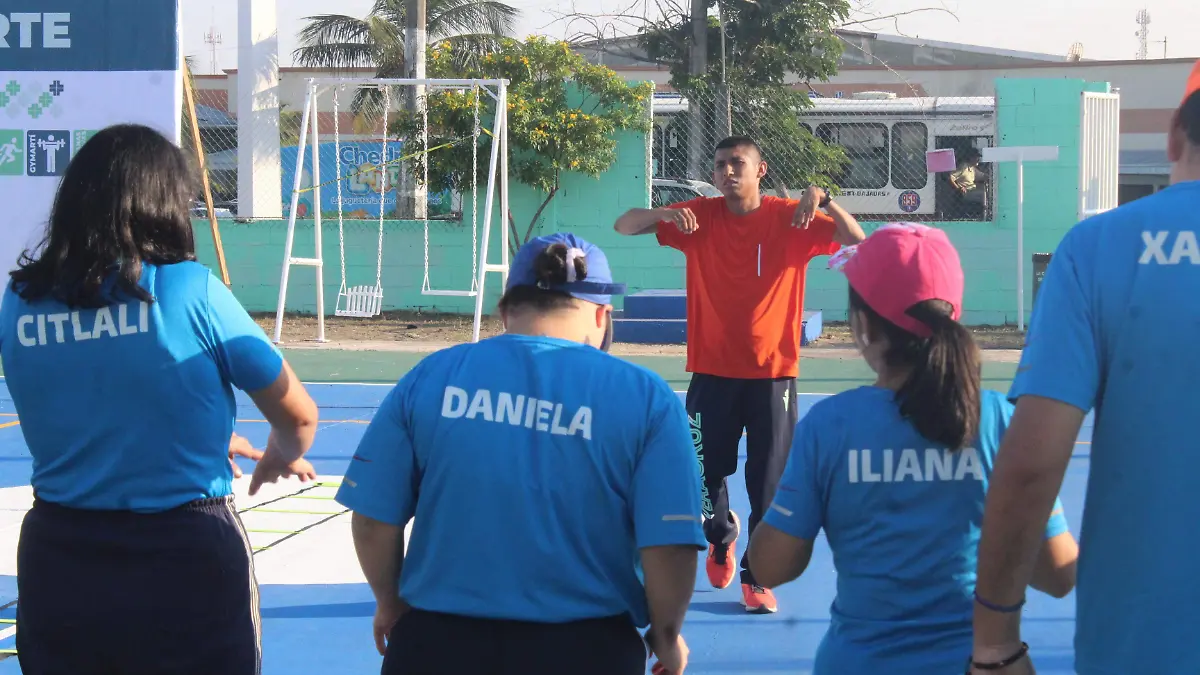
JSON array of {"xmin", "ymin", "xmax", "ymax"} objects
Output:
[{"xmin": 294, "ymin": 0, "xmax": 520, "ymax": 114}]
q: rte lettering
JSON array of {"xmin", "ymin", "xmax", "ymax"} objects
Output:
[
  {"xmin": 0, "ymin": 13, "xmax": 71, "ymax": 49},
  {"xmin": 441, "ymin": 386, "xmax": 593, "ymax": 440}
]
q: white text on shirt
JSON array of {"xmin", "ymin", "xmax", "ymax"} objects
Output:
[
  {"xmin": 848, "ymin": 447, "xmax": 984, "ymax": 483},
  {"xmin": 1140, "ymin": 230, "xmax": 1200, "ymax": 265},
  {"xmin": 16, "ymin": 301, "xmax": 150, "ymax": 347},
  {"xmin": 440, "ymin": 386, "xmax": 593, "ymax": 440}
]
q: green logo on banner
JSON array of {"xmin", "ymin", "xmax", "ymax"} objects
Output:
[
  {"xmin": 0, "ymin": 80, "xmax": 66, "ymax": 120},
  {"xmin": 73, "ymin": 130, "xmax": 99, "ymax": 155},
  {"xmin": 0, "ymin": 130, "xmax": 24, "ymax": 176}
]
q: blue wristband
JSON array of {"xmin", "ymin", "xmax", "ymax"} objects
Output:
[{"xmin": 973, "ymin": 590, "xmax": 1025, "ymax": 613}]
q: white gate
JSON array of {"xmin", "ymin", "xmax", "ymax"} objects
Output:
[{"xmin": 1079, "ymin": 92, "xmax": 1121, "ymax": 221}]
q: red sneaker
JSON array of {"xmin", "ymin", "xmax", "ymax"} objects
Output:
[
  {"xmin": 704, "ymin": 511, "xmax": 740, "ymax": 590},
  {"xmin": 741, "ymin": 583, "xmax": 778, "ymax": 614}
]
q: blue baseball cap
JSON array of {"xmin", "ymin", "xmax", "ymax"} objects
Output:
[{"xmin": 505, "ymin": 232, "xmax": 627, "ymax": 306}]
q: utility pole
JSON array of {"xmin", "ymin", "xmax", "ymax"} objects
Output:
[
  {"xmin": 687, "ymin": 0, "xmax": 708, "ymax": 179},
  {"xmin": 204, "ymin": 8, "xmax": 222, "ymax": 75},
  {"xmin": 398, "ymin": 0, "xmax": 428, "ymax": 219}
]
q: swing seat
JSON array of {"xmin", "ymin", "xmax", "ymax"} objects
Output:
[{"xmin": 335, "ymin": 284, "xmax": 384, "ymax": 318}]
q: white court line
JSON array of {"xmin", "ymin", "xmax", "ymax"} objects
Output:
[
  {"xmin": 0, "ymin": 625, "xmax": 13, "ymax": 641},
  {"xmin": 0, "ymin": 375, "xmax": 837, "ymax": 399},
  {"xmin": 299, "ymin": 380, "xmax": 835, "ymax": 398}
]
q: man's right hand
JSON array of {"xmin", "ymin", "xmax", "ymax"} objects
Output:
[
  {"xmin": 647, "ymin": 631, "xmax": 689, "ymax": 675},
  {"xmin": 661, "ymin": 207, "xmax": 699, "ymax": 234}
]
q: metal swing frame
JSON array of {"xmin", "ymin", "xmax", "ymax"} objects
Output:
[{"xmin": 271, "ymin": 77, "xmax": 510, "ymax": 345}]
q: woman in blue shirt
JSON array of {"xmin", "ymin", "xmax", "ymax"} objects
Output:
[
  {"xmin": 747, "ymin": 223, "xmax": 1079, "ymax": 674},
  {"xmin": 335, "ymin": 233, "xmax": 706, "ymax": 675},
  {"xmin": 1, "ymin": 123, "xmax": 320, "ymax": 675}
]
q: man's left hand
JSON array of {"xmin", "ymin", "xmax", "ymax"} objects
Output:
[
  {"xmin": 229, "ymin": 433, "xmax": 264, "ymax": 478},
  {"xmin": 373, "ymin": 595, "xmax": 412, "ymax": 656},
  {"xmin": 792, "ymin": 186, "xmax": 827, "ymax": 229}
]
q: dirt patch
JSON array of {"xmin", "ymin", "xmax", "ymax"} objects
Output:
[
  {"xmin": 255, "ymin": 311, "xmax": 1026, "ymax": 354},
  {"xmin": 812, "ymin": 321, "xmax": 1026, "ymax": 350}
]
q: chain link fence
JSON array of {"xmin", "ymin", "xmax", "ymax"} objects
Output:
[
  {"xmin": 181, "ymin": 76, "xmax": 485, "ymax": 225},
  {"xmin": 649, "ymin": 85, "xmax": 998, "ymax": 223},
  {"xmin": 183, "ymin": 70, "xmax": 1002, "ymax": 225}
]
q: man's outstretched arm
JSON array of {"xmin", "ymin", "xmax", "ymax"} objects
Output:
[
  {"xmin": 791, "ymin": 186, "xmax": 864, "ymax": 246},
  {"xmin": 615, "ymin": 206, "xmax": 699, "ymax": 237}
]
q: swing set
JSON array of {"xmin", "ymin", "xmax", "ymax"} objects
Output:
[{"xmin": 272, "ymin": 77, "xmax": 511, "ymax": 345}]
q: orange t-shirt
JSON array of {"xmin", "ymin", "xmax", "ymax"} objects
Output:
[{"xmin": 656, "ymin": 195, "xmax": 841, "ymax": 380}]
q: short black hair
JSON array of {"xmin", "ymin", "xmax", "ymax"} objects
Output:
[
  {"xmin": 1178, "ymin": 91, "xmax": 1200, "ymax": 147},
  {"xmin": 962, "ymin": 147, "xmax": 982, "ymax": 162},
  {"xmin": 497, "ymin": 242, "xmax": 586, "ymax": 314},
  {"xmin": 714, "ymin": 135, "xmax": 762, "ymax": 158},
  {"xmin": 10, "ymin": 124, "xmax": 198, "ymax": 308}
]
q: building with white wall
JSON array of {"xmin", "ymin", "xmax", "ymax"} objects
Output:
[{"xmin": 190, "ymin": 29, "xmax": 1195, "ymax": 207}]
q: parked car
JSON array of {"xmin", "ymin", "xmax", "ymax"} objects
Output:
[{"xmin": 652, "ymin": 178, "xmax": 722, "ymax": 207}]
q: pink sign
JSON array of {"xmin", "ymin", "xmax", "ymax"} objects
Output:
[{"xmin": 926, "ymin": 149, "xmax": 957, "ymax": 173}]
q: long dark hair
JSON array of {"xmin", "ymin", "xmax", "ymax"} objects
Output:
[
  {"xmin": 850, "ymin": 288, "xmax": 982, "ymax": 449},
  {"xmin": 497, "ymin": 242, "xmax": 586, "ymax": 313},
  {"xmin": 10, "ymin": 124, "xmax": 198, "ymax": 308}
]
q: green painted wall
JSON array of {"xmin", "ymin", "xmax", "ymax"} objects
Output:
[
  {"xmin": 804, "ymin": 77, "xmax": 1106, "ymax": 326},
  {"xmin": 196, "ymin": 120, "xmax": 653, "ymax": 315},
  {"xmin": 196, "ymin": 77, "xmax": 1111, "ymax": 328}
]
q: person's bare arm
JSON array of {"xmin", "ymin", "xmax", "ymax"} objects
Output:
[
  {"xmin": 791, "ymin": 186, "xmax": 865, "ymax": 245},
  {"xmin": 246, "ymin": 359, "xmax": 319, "ymax": 463},
  {"xmin": 824, "ymin": 199, "xmax": 866, "ymax": 245},
  {"xmin": 352, "ymin": 512, "xmax": 406, "ymax": 607},
  {"xmin": 1029, "ymin": 531, "xmax": 1078, "ymax": 599},
  {"xmin": 641, "ymin": 545, "xmax": 698, "ymax": 643},
  {"xmin": 973, "ymin": 396, "xmax": 1084, "ymax": 656},
  {"xmin": 614, "ymin": 207, "xmax": 697, "ymax": 236},
  {"xmin": 747, "ymin": 523, "xmax": 814, "ymax": 589}
]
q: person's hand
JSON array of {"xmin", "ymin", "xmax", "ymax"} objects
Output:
[
  {"xmin": 646, "ymin": 630, "xmax": 689, "ymax": 675},
  {"xmin": 228, "ymin": 433, "xmax": 264, "ymax": 478},
  {"xmin": 792, "ymin": 186, "xmax": 827, "ymax": 229},
  {"xmin": 660, "ymin": 207, "xmax": 699, "ymax": 234},
  {"xmin": 248, "ymin": 436, "xmax": 317, "ymax": 495},
  {"xmin": 372, "ymin": 595, "xmax": 411, "ymax": 656}
]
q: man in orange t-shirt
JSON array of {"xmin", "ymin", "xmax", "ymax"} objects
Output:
[{"xmin": 614, "ymin": 135, "xmax": 864, "ymax": 613}]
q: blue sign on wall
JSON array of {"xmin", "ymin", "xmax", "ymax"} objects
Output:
[{"xmin": 281, "ymin": 141, "xmax": 456, "ymax": 219}]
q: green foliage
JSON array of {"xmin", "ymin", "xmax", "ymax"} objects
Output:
[
  {"xmin": 638, "ymin": 0, "xmax": 852, "ymax": 192},
  {"xmin": 684, "ymin": 80, "xmax": 849, "ymax": 193},
  {"xmin": 639, "ymin": 0, "xmax": 849, "ymax": 88},
  {"xmin": 390, "ymin": 36, "xmax": 654, "ymax": 243}
]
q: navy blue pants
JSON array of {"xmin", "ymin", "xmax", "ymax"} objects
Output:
[
  {"xmin": 686, "ymin": 373, "xmax": 798, "ymax": 585},
  {"xmin": 15, "ymin": 495, "xmax": 261, "ymax": 675},
  {"xmin": 382, "ymin": 609, "xmax": 648, "ymax": 675}
]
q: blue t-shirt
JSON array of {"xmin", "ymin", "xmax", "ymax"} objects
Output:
[
  {"xmin": 0, "ymin": 262, "xmax": 284, "ymax": 512},
  {"xmin": 1011, "ymin": 179, "xmax": 1200, "ymax": 675},
  {"xmin": 336, "ymin": 333, "xmax": 706, "ymax": 627},
  {"xmin": 764, "ymin": 387, "xmax": 1069, "ymax": 674}
]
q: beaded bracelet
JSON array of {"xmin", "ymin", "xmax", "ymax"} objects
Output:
[{"xmin": 965, "ymin": 642, "xmax": 1029, "ymax": 673}]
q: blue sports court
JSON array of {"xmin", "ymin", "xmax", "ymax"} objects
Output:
[{"xmin": 0, "ymin": 367, "xmax": 1092, "ymax": 674}]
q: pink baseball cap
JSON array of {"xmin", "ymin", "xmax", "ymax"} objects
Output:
[{"xmin": 829, "ymin": 223, "xmax": 964, "ymax": 338}]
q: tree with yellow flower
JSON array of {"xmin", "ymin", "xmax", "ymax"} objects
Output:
[{"xmin": 390, "ymin": 36, "xmax": 655, "ymax": 253}]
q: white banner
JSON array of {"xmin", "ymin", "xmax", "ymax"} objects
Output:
[{"xmin": 0, "ymin": 2, "xmax": 182, "ymax": 283}]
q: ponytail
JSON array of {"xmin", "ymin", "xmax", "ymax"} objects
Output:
[
  {"xmin": 850, "ymin": 289, "xmax": 982, "ymax": 449},
  {"xmin": 498, "ymin": 242, "xmax": 587, "ymax": 313},
  {"xmin": 894, "ymin": 302, "xmax": 981, "ymax": 449}
]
